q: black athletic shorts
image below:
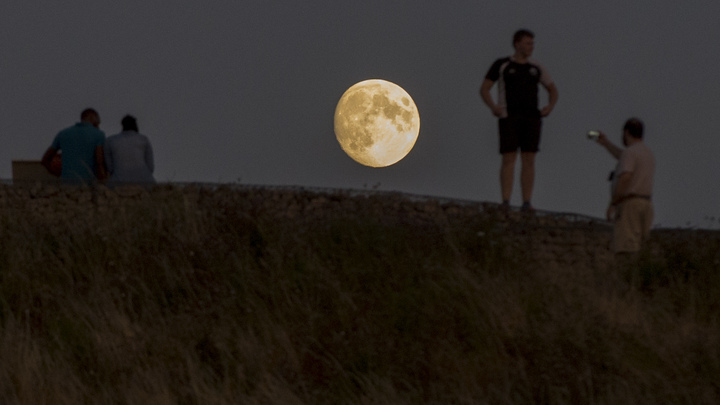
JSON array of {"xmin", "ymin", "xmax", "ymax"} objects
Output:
[{"xmin": 498, "ymin": 116, "xmax": 542, "ymax": 154}]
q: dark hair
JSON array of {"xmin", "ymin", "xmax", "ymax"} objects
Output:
[
  {"xmin": 513, "ymin": 29, "xmax": 534, "ymax": 46},
  {"xmin": 80, "ymin": 108, "xmax": 99, "ymax": 120},
  {"xmin": 623, "ymin": 118, "xmax": 644, "ymax": 139},
  {"xmin": 121, "ymin": 115, "xmax": 139, "ymax": 132}
]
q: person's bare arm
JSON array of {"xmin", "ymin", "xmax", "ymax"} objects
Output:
[
  {"xmin": 540, "ymin": 82, "xmax": 558, "ymax": 117},
  {"xmin": 41, "ymin": 147, "xmax": 57, "ymax": 172},
  {"xmin": 95, "ymin": 146, "xmax": 107, "ymax": 181},
  {"xmin": 596, "ymin": 133, "xmax": 623, "ymax": 160},
  {"xmin": 480, "ymin": 78, "xmax": 504, "ymax": 117}
]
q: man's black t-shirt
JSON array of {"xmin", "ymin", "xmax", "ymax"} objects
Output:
[{"xmin": 485, "ymin": 57, "xmax": 553, "ymax": 118}]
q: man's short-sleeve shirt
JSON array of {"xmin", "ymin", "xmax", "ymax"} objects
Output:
[
  {"xmin": 616, "ymin": 142, "xmax": 655, "ymax": 197},
  {"xmin": 485, "ymin": 57, "xmax": 553, "ymax": 118},
  {"xmin": 51, "ymin": 122, "xmax": 106, "ymax": 181}
]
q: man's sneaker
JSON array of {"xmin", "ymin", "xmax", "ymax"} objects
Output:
[
  {"xmin": 521, "ymin": 202, "xmax": 535, "ymax": 212},
  {"xmin": 501, "ymin": 200, "xmax": 510, "ymax": 211}
]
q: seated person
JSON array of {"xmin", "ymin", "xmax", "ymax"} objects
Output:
[{"xmin": 104, "ymin": 115, "xmax": 156, "ymax": 186}]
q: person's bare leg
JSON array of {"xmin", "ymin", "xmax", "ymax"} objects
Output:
[
  {"xmin": 501, "ymin": 151, "xmax": 517, "ymax": 203},
  {"xmin": 521, "ymin": 152, "xmax": 536, "ymax": 205}
]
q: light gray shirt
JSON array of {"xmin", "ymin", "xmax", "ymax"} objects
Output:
[
  {"xmin": 616, "ymin": 141, "xmax": 655, "ymax": 197},
  {"xmin": 104, "ymin": 130, "xmax": 155, "ymax": 184}
]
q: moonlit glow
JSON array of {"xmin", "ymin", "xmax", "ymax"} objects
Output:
[{"xmin": 334, "ymin": 79, "xmax": 420, "ymax": 167}]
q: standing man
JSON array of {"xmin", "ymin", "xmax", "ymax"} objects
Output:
[
  {"xmin": 595, "ymin": 118, "xmax": 655, "ymax": 257},
  {"xmin": 480, "ymin": 29, "xmax": 558, "ymax": 211},
  {"xmin": 42, "ymin": 108, "xmax": 107, "ymax": 184}
]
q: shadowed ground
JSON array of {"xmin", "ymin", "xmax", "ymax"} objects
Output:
[{"xmin": 0, "ymin": 183, "xmax": 718, "ymax": 404}]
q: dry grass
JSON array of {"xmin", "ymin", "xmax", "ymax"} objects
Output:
[{"xmin": 0, "ymin": 185, "xmax": 719, "ymax": 404}]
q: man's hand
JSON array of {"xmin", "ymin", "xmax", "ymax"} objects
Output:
[
  {"xmin": 41, "ymin": 147, "xmax": 57, "ymax": 174},
  {"xmin": 491, "ymin": 105, "xmax": 505, "ymax": 117},
  {"xmin": 480, "ymin": 78, "xmax": 506, "ymax": 117},
  {"xmin": 95, "ymin": 146, "xmax": 108, "ymax": 182},
  {"xmin": 596, "ymin": 132, "xmax": 610, "ymax": 146},
  {"xmin": 540, "ymin": 82, "xmax": 558, "ymax": 117}
]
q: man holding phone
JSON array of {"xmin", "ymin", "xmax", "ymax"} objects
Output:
[{"xmin": 594, "ymin": 118, "xmax": 655, "ymax": 256}]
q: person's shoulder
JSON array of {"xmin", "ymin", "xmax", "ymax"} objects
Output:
[
  {"xmin": 77, "ymin": 122, "xmax": 104, "ymax": 136},
  {"xmin": 527, "ymin": 58, "xmax": 547, "ymax": 69},
  {"xmin": 492, "ymin": 56, "xmax": 511, "ymax": 65},
  {"xmin": 623, "ymin": 142, "xmax": 648, "ymax": 159},
  {"xmin": 636, "ymin": 141, "xmax": 654, "ymax": 156},
  {"xmin": 87, "ymin": 127, "xmax": 105, "ymax": 146},
  {"xmin": 528, "ymin": 58, "xmax": 554, "ymax": 85},
  {"xmin": 57, "ymin": 123, "xmax": 78, "ymax": 136},
  {"xmin": 93, "ymin": 126, "xmax": 105, "ymax": 135},
  {"xmin": 618, "ymin": 146, "xmax": 632, "ymax": 160},
  {"xmin": 53, "ymin": 125, "xmax": 76, "ymax": 145},
  {"xmin": 92, "ymin": 127, "xmax": 106, "ymax": 138},
  {"xmin": 486, "ymin": 57, "xmax": 512, "ymax": 79},
  {"xmin": 124, "ymin": 130, "xmax": 148, "ymax": 140}
]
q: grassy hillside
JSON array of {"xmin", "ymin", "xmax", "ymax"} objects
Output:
[{"xmin": 0, "ymin": 185, "xmax": 719, "ymax": 404}]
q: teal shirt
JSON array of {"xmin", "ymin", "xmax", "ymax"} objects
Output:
[{"xmin": 51, "ymin": 122, "xmax": 106, "ymax": 181}]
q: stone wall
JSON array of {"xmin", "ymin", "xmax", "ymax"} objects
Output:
[{"xmin": 2, "ymin": 183, "xmax": 717, "ymax": 273}]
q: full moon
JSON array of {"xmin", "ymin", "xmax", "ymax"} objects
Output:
[{"xmin": 334, "ymin": 79, "xmax": 420, "ymax": 167}]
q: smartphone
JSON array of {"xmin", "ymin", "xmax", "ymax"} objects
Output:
[{"xmin": 587, "ymin": 130, "xmax": 600, "ymax": 140}]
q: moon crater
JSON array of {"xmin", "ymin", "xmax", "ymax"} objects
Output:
[{"xmin": 334, "ymin": 79, "xmax": 420, "ymax": 167}]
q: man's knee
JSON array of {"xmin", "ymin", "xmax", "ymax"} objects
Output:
[
  {"xmin": 501, "ymin": 152, "xmax": 517, "ymax": 167},
  {"xmin": 520, "ymin": 152, "xmax": 536, "ymax": 174},
  {"xmin": 520, "ymin": 152, "xmax": 536, "ymax": 166}
]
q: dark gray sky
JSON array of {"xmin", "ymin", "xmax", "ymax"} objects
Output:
[{"xmin": 2, "ymin": 1, "xmax": 718, "ymax": 228}]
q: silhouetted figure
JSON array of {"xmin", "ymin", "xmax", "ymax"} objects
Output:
[
  {"xmin": 594, "ymin": 118, "xmax": 655, "ymax": 257},
  {"xmin": 480, "ymin": 29, "xmax": 559, "ymax": 212},
  {"xmin": 42, "ymin": 108, "xmax": 107, "ymax": 184},
  {"xmin": 104, "ymin": 115, "xmax": 156, "ymax": 186}
]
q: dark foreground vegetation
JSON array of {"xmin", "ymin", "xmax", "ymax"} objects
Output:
[{"xmin": 0, "ymin": 185, "xmax": 719, "ymax": 404}]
